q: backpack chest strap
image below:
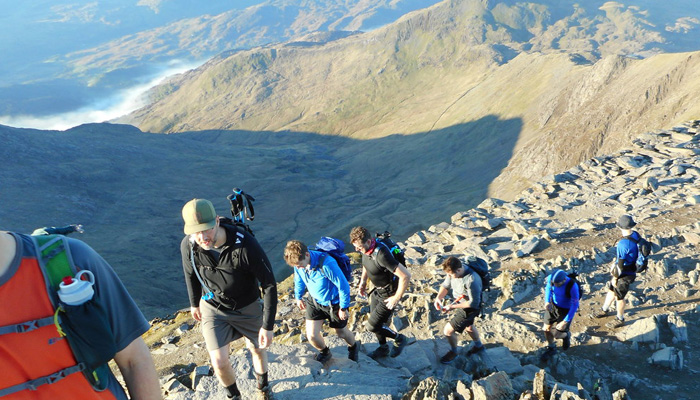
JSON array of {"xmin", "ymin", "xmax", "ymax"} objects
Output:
[
  {"xmin": 0, "ymin": 364, "xmax": 84, "ymax": 397},
  {"xmin": 0, "ymin": 316, "xmax": 55, "ymax": 335}
]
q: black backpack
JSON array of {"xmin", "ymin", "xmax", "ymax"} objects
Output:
[
  {"xmin": 227, "ymin": 188, "xmax": 255, "ymax": 235},
  {"xmin": 564, "ymin": 272, "xmax": 583, "ymax": 300},
  {"xmin": 465, "ymin": 257, "xmax": 491, "ymax": 292},
  {"xmin": 375, "ymin": 231, "xmax": 406, "ymax": 266},
  {"xmin": 625, "ymin": 235, "xmax": 652, "ymax": 272}
]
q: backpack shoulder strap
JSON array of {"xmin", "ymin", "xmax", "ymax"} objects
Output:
[
  {"xmin": 32, "ymin": 235, "xmax": 76, "ymax": 298},
  {"xmin": 565, "ymin": 278, "xmax": 575, "ymax": 299}
]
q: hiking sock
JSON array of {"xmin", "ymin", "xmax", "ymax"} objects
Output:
[
  {"xmin": 225, "ymin": 383, "xmax": 241, "ymax": 399},
  {"xmin": 376, "ymin": 334, "xmax": 388, "ymax": 345},
  {"xmin": 255, "ymin": 371, "xmax": 269, "ymax": 391},
  {"xmin": 377, "ymin": 326, "xmax": 398, "ymax": 340}
]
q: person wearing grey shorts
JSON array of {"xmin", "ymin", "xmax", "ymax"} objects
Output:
[{"xmin": 180, "ymin": 199, "xmax": 277, "ymax": 400}]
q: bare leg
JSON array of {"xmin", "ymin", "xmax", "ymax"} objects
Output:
[
  {"xmin": 334, "ymin": 326, "xmax": 356, "ymax": 346},
  {"xmin": 244, "ymin": 337, "xmax": 268, "ymax": 375},
  {"xmin": 444, "ymin": 322, "xmax": 458, "ymax": 350},
  {"xmin": 209, "ymin": 345, "xmax": 235, "ymax": 386},
  {"xmin": 306, "ymin": 319, "xmax": 326, "ymax": 351}
]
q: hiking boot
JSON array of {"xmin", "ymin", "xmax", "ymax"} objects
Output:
[
  {"xmin": 562, "ymin": 332, "xmax": 571, "ymax": 351},
  {"xmin": 440, "ymin": 350, "xmax": 458, "ymax": 364},
  {"xmin": 593, "ymin": 310, "xmax": 609, "ymax": 319},
  {"xmin": 466, "ymin": 345, "xmax": 485, "ymax": 356},
  {"xmin": 539, "ymin": 346, "xmax": 557, "ymax": 362},
  {"xmin": 348, "ymin": 340, "xmax": 360, "ymax": 362},
  {"xmin": 256, "ymin": 387, "xmax": 271, "ymax": 400},
  {"xmin": 390, "ymin": 334, "xmax": 408, "ymax": 358},
  {"xmin": 606, "ymin": 318, "xmax": 625, "ymax": 329},
  {"xmin": 314, "ymin": 349, "xmax": 332, "ymax": 364},
  {"xmin": 368, "ymin": 343, "xmax": 390, "ymax": 359}
]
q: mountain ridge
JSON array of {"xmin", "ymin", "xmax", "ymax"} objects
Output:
[{"xmin": 119, "ymin": 0, "xmax": 700, "ymax": 200}]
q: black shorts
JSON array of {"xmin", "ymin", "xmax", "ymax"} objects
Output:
[
  {"xmin": 449, "ymin": 308, "xmax": 480, "ymax": 334},
  {"xmin": 304, "ymin": 297, "xmax": 347, "ymax": 329},
  {"xmin": 614, "ymin": 274, "xmax": 636, "ymax": 300},
  {"xmin": 544, "ymin": 305, "xmax": 570, "ymax": 327}
]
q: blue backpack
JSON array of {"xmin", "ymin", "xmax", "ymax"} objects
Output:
[{"xmin": 314, "ymin": 237, "xmax": 353, "ymax": 283}]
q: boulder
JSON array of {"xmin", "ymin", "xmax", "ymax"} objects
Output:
[
  {"xmin": 648, "ymin": 346, "xmax": 684, "ymax": 370},
  {"xmin": 616, "ymin": 316, "xmax": 659, "ymax": 343},
  {"xmin": 471, "ymin": 371, "xmax": 513, "ymax": 400}
]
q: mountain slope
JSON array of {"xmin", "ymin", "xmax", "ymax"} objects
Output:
[
  {"xmin": 0, "ymin": 116, "xmax": 519, "ymax": 318},
  {"xmin": 121, "ymin": 0, "xmax": 700, "ymax": 199}
]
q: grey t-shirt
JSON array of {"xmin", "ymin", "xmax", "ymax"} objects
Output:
[{"xmin": 441, "ymin": 267, "xmax": 482, "ymax": 309}]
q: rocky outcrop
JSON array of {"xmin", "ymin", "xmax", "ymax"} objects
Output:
[{"xmin": 146, "ymin": 120, "xmax": 700, "ymax": 399}]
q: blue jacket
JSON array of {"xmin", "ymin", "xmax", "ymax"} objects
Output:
[
  {"xmin": 294, "ymin": 250, "xmax": 351, "ymax": 309},
  {"xmin": 544, "ymin": 273, "xmax": 579, "ymax": 322},
  {"xmin": 615, "ymin": 231, "xmax": 641, "ymax": 276}
]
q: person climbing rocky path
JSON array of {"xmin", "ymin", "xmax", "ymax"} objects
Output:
[{"xmin": 140, "ymin": 120, "xmax": 699, "ymax": 399}]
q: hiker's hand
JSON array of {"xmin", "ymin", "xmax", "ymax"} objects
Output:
[
  {"xmin": 73, "ymin": 224, "xmax": 84, "ymax": 233},
  {"xmin": 433, "ymin": 299, "xmax": 443, "ymax": 311},
  {"xmin": 384, "ymin": 295, "xmax": 399, "ymax": 310},
  {"xmin": 296, "ymin": 299, "xmax": 306, "ymax": 310},
  {"xmin": 258, "ymin": 328, "xmax": 273, "ymax": 349},
  {"xmin": 556, "ymin": 321, "xmax": 569, "ymax": 331},
  {"xmin": 191, "ymin": 307, "xmax": 201, "ymax": 321},
  {"xmin": 545, "ymin": 302, "xmax": 552, "ymax": 312},
  {"xmin": 338, "ymin": 308, "xmax": 348, "ymax": 320},
  {"xmin": 442, "ymin": 304, "xmax": 452, "ymax": 312},
  {"xmin": 359, "ymin": 286, "xmax": 367, "ymax": 298}
]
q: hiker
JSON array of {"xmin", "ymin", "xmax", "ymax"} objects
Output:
[
  {"xmin": 0, "ymin": 230, "xmax": 160, "ymax": 399},
  {"xmin": 180, "ymin": 199, "xmax": 277, "ymax": 400},
  {"xmin": 283, "ymin": 240, "xmax": 359, "ymax": 363},
  {"xmin": 32, "ymin": 223, "xmax": 84, "ymax": 236},
  {"xmin": 540, "ymin": 269, "xmax": 580, "ymax": 361},
  {"xmin": 349, "ymin": 226, "xmax": 411, "ymax": 359},
  {"xmin": 594, "ymin": 214, "xmax": 642, "ymax": 328},
  {"xmin": 434, "ymin": 256, "xmax": 486, "ymax": 363}
]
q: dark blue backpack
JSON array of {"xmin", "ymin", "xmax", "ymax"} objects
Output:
[{"xmin": 314, "ymin": 237, "xmax": 353, "ymax": 283}]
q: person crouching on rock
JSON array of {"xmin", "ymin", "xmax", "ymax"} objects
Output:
[
  {"xmin": 434, "ymin": 256, "xmax": 485, "ymax": 364},
  {"xmin": 284, "ymin": 240, "xmax": 360, "ymax": 363},
  {"xmin": 541, "ymin": 269, "xmax": 580, "ymax": 361}
]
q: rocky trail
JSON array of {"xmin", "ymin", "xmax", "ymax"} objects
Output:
[{"xmin": 135, "ymin": 121, "xmax": 700, "ymax": 400}]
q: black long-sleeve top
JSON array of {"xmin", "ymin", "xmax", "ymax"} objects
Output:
[{"xmin": 180, "ymin": 222, "xmax": 277, "ymax": 331}]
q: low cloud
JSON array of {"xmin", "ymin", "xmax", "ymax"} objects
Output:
[{"xmin": 0, "ymin": 60, "xmax": 203, "ymax": 131}]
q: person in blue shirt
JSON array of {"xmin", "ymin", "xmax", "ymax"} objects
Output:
[
  {"xmin": 595, "ymin": 214, "xmax": 642, "ymax": 328},
  {"xmin": 541, "ymin": 269, "xmax": 579, "ymax": 361},
  {"xmin": 284, "ymin": 240, "xmax": 359, "ymax": 363}
]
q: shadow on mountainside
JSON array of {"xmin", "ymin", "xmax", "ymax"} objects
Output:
[{"xmin": 0, "ymin": 115, "xmax": 521, "ymax": 317}]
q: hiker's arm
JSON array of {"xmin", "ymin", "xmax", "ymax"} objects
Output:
[
  {"xmin": 359, "ymin": 267, "xmax": 369, "ymax": 297},
  {"xmin": 564, "ymin": 285, "xmax": 580, "ymax": 322},
  {"xmin": 114, "ymin": 337, "xmax": 161, "ymax": 400},
  {"xmin": 385, "ymin": 264, "xmax": 411, "ymax": 310},
  {"xmin": 180, "ymin": 237, "xmax": 202, "ymax": 306},
  {"xmin": 544, "ymin": 275, "xmax": 553, "ymax": 310},
  {"xmin": 434, "ymin": 286, "xmax": 449, "ymax": 310},
  {"xmin": 243, "ymin": 238, "xmax": 278, "ymax": 331},
  {"xmin": 323, "ymin": 257, "xmax": 351, "ymax": 309},
  {"xmin": 462, "ymin": 275, "xmax": 481, "ymax": 309}
]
